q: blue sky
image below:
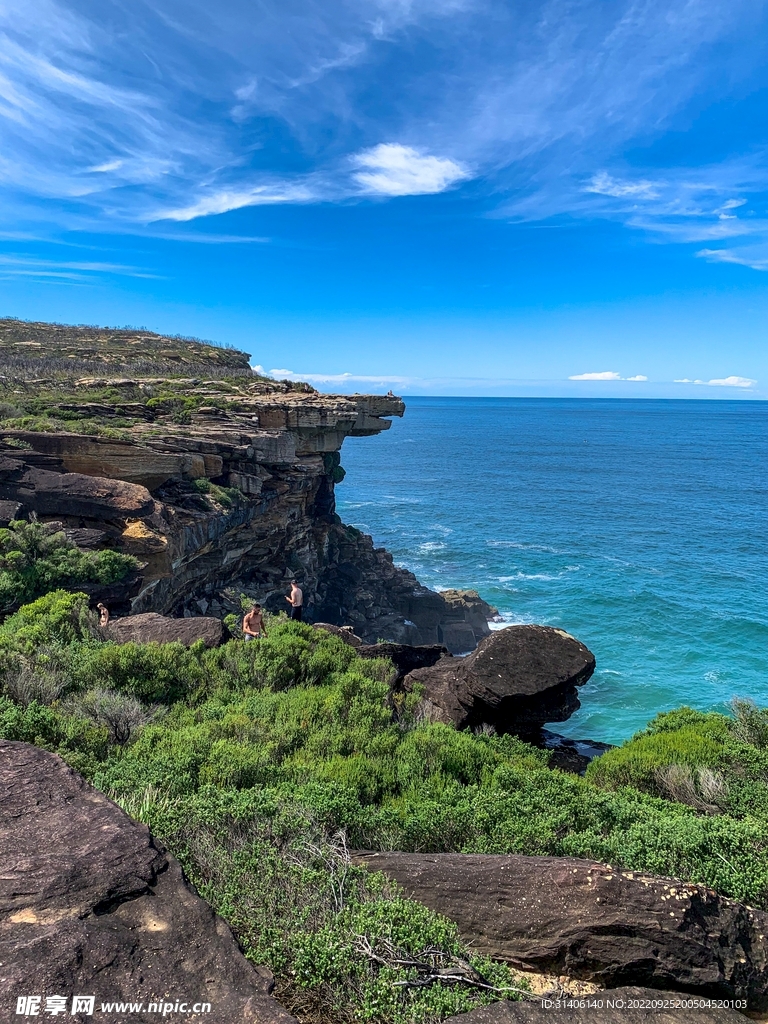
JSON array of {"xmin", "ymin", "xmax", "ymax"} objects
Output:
[{"xmin": 1, "ymin": 0, "xmax": 768, "ymax": 396}]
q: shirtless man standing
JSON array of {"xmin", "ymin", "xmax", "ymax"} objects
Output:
[
  {"xmin": 242, "ymin": 603, "xmax": 268, "ymax": 640},
  {"xmin": 286, "ymin": 581, "xmax": 303, "ymax": 621}
]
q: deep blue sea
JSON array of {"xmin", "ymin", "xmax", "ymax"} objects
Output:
[{"xmin": 336, "ymin": 398, "xmax": 768, "ymax": 746}]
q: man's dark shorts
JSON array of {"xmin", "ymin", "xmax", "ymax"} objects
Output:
[{"xmin": 290, "ymin": 606, "xmax": 303, "ymax": 621}]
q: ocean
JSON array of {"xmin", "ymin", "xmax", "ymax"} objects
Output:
[{"xmin": 336, "ymin": 397, "xmax": 768, "ymax": 746}]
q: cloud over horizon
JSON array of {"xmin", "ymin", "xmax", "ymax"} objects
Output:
[
  {"xmin": 674, "ymin": 375, "xmax": 757, "ymax": 388},
  {"xmin": 569, "ymin": 371, "xmax": 649, "ymax": 381}
]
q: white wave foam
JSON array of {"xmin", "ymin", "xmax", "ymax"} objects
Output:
[
  {"xmin": 419, "ymin": 541, "xmax": 446, "ymax": 552},
  {"xmin": 497, "ymin": 572, "xmax": 563, "ymax": 582},
  {"xmin": 489, "ymin": 612, "xmax": 535, "ymax": 628}
]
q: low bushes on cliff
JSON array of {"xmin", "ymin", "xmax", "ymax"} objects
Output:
[
  {"xmin": 586, "ymin": 704, "xmax": 768, "ymax": 823},
  {"xmin": 112, "ymin": 788, "xmax": 520, "ymax": 1023},
  {"xmin": 0, "ymin": 520, "xmax": 138, "ymax": 613},
  {"xmin": 3, "ymin": 595, "xmax": 768, "ymax": 1020}
]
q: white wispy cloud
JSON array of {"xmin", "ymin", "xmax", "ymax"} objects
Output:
[
  {"xmin": 0, "ymin": 0, "xmax": 761, "ymax": 242},
  {"xmin": 268, "ymin": 368, "xmax": 412, "ymax": 384},
  {"xmin": 157, "ymin": 184, "xmax": 315, "ymax": 222},
  {"xmin": 0, "ymin": 254, "xmax": 160, "ymax": 280},
  {"xmin": 569, "ymin": 371, "xmax": 647, "ymax": 381},
  {"xmin": 352, "ymin": 144, "xmax": 469, "ymax": 196},
  {"xmin": 696, "ymin": 247, "xmax": 768, "ymax": 271},
  {"xmin": 674, "ymin": 375, "xmax": 757, "ymax": 388},
  {"xmin": 585, "ymin": 173, "xmax": 660, "ymax": 200}
]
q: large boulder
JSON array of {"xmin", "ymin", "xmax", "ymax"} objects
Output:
[
  {"xmin": 443, "ymin": 989, "xmax": 747, "ymax": 1024},
  {"xmin": 404, "ymin": 625, "xmax": 595, "ymax": 734},
  {"xmin": 0, "ymin": 740, "xmax": 296, "ymax": 1024},
  {"xmin": 0, "ymin": 497, "xmax": 22, "ymax": 525},
  {"xmin": 352, "ymin": 852, "xmax": 768, "ymax": 1009},
  {"xmin": 105, "ymin": 611, "xmax": 225, "ymax": 647},
  {"xmin": 357, "ymin": 641, "xmax": 449, "ymax": 680}
]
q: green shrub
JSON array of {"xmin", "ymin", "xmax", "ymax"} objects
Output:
[
  {"xmin": 0, "ymin": 589, "xmax": 95, "ymax": 653},
  {"xmin": 0, "ymin": 521, "xmax": 138, "ymax": 612},
  {"xmin": 586, "ymin": 709, "xmax": 731, "ymax": 795},
  {"xmin": 732, "ymin": 699, "xmax": 768, "ymax": 749},
  {"xmin": 116, "ymin": 792, "xmax": 523, "ymax": 1024},
  {"xmin": 71, "ymin": 687, "xmax": 159, "ymax": 745}
]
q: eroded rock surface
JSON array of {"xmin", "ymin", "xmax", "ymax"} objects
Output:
[
  {"xmin": 0, "ymin": 740, "xmax": 296, "ymax": 1023},
  {"xmin": 105, "ymin": 611, "xmax": 225, "ymax": 647},
  {"xmin": 443, "ymin": 989, "xmax": 748, "ymax": 1024},
  {"xmin": 0, "ymin": 372, "xmax": 493, "ymax": 648},
  {"xmin": 352, "ymin": 852, "xmax": 768, "ymax": 1009},
  {"xmin": 404, "ymin": 625, "xmax": 595, "ymax": 734}
]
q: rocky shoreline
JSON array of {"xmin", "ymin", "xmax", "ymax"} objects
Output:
[
  {"xmin": 0, "ymin": 368, "xmax": 492, "ymax": 650},
  {"xmin": 2, "ymin": 321, "xmax": 765, "ymax": 1022}
]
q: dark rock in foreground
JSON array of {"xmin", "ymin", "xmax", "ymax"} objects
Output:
[
  {"xmin": 403, "ymin": 625, "xmax": 595, "ymax": 734},
  {"xmin": 352, "ymin": 852, "xmax": 768, "ymax": 1009},
  {"xmin": 444, "ymin": 988, "xmax": 747, "ymax": 1023},
  {"xmin": 0, "ymin": 740, "xmax": 296, "ymax": 1023},
  {"xmin": 105, "ymin": 611, "xmax": 225, "ymax": 647}
]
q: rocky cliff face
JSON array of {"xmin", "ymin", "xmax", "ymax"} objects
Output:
[{"xmin": 0, "ymin": 324, "xmax": 491, "ymax": 648}]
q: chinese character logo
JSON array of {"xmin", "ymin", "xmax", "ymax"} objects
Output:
[
  {"xmin": 71, "ymin": 996, "xmax": 95, "ymax": 1015},
  {"xmin": 44, "ymin": 996, "xmax": 68, "ymax": 1016},
  {"xmin": 16, "ymin": 996, "xmax": 41, "ymax": 1016}
]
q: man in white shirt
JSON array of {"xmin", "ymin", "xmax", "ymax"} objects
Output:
[{"xmin": 286, "ymin": 580, "xmax": 303, "ymax": 621}]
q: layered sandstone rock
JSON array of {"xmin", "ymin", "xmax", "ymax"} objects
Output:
[
  {"xmin": 0, "ymin": 378, "xmax": 493, "ymax": 645},
  {"xmin": 352, "ymin": 852, "xmax": 768, "ymax": 1009},
  {"xmin": 403, "ymin": 625, "xmax": 596, "ymax": 734},
  {"xmin": 0, "ymin": 740, "xmax": 296, "ymax": 1024},
  {"xmin": 313, "ymin": 623, "xmax": 449, "ymax": 682}
]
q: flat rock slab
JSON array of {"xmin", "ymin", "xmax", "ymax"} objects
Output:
[
  {"xmin": 404, "ymin": 625, "xmax": 596, "ymax": 733},
  {"xmin": 0, "ymin": 456, "xmax": 154, "ymax": 519},
  {"xmin": 444, "ymin": 988, "xmax": 749, "ymax": 1024},
  {"xmin": 353, "ymin": 852, "xmax": 768, "ymax": 1009},
  {"xmin": 105, "ymin": 611, "xmax": 224, "ymax": 647},
  {"xmin": 0, "ymin": 740, "xmax": 296, "ymax": 1023}
]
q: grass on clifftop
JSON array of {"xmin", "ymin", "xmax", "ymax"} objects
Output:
[
  {"xmin": 2, "ymin": 591, "xmax": 768, "ymax": 1021},
  {"xmin": 0, "ymin": 318, "xmax": 317, "ymax": 438},
  {"xmin": 0, "ymin": 317, "xmax": 253, "ymax": 379}
]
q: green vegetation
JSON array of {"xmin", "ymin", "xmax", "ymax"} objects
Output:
[
  {"xmin": 0, "ymin": 317, "xmax": 316, "ymax": 439},
  {"xmin": 2, "ymin": 589, "xmax": 768, "ymax": 1020},
  {"xmin": 0, "ymin": 317, "xmax": 253, "ymax": 380},
  {"xmin": 323, "ymin": 451, "xmax": 347, "ymax": 484},
  {"xmin": 192, "ymin": 477, "xmax": 244, "ymax": 508},
  {"xmin": 0, "ymin": 520, "xmax": 138, "ymax": 614}
]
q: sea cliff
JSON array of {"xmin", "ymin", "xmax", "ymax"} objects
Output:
[{"xmin": 0, "ymin": 319, "xmax": 491, "ymax": 649}]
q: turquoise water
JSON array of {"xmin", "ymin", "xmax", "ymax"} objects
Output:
[{"xmin": 336, "ymin": 398, "xmax": 768, "ymax": 745}]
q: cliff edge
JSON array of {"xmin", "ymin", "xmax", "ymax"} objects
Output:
[{"xmin": 0, "ymin": 319, "xmax": 491, "ymax": 648}]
